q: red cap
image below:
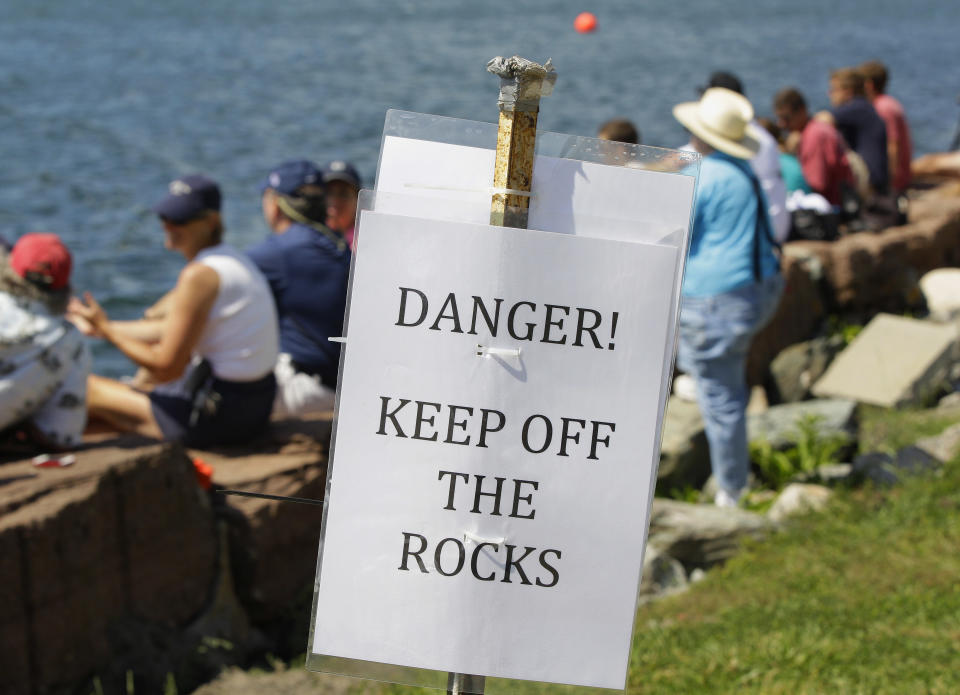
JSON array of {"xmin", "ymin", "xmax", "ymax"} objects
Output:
[{"xmin": 10, "ymin": 233, "xmax": 72, "ymax": 290}]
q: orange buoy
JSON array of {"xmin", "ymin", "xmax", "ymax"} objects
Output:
[{"xmin": 574, "ymin": 11, "xmax": 597, "ymax": 33}]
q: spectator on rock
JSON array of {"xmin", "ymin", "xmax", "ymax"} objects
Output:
[
  {"xmin": 1, "ymin": 233, "xmax": 91, "ymax": 450},
  {"xmin": 774, "ymin": 87, "xmax": 855, "ymax": 206},
  {"xmin": 597, "ymin": 118, "xmax": 643, "ymax": 167},
  {"xmin": 673, "ymin": 87, "xmax": 784, "ymax": 508},
  {"xmin": 757, "ymin": 117, "xmax": 811, "ymax": 194},
  {"xmin": 704, "ymin": 71, "xmax": 790, "ymax": 243},
  {"xmin": 597, "ymin": 118, "xmax": 641, "ymax": 145},
  {"xmin": 248, "ymin": 160, "xmax": 351, "ymax": 418},
  {"xmin": 70, "ymin": 175, "xmax": 279, "ymax": 447},
  {"xmin": 320, "ymin": 160, "xmax": 361, "ymax": 251},
  {"xmin": 827, "ymin": 67, "xmax": 890, "ymax": 195},
  {"xmin": 860, "ymin": 59, "xmax": 913, "ymax": 194}
]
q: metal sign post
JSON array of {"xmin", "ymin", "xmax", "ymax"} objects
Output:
[{"xmin": 443, "ymin": 54, "xmax": 557, "ymax": 695}]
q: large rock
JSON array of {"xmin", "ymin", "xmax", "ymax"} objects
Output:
[
  {"xmin": 743, "ymin": 184, "xmax": 960, "ymax": 390},
  {"xmin": 789, "ymin": 201, "xmax": 960, "ymax": 313},
  {"xmin": 0, "ymin": 415, "xmax": 334, "ymax": 695},
  {"xmin": 747, "ymin": 398, "xmax": 858, "ymax": 449},
  {"xmin": 647, "ymin": 498, "xmax": 775, "ymax": 569},
  {"xmin": 638, "ymin": 548, "xmax": 688, "ymax": 598},
  {"xmin": 909, "ymin": 182, "xmax": 960, "ymax": 222},
  {"xmin": 768, "ymin": 336, "xmax": 845, "ymax": 403},
  {"xmin": 657, "ymin": 398, "xmax": 711, "ymax": 493},
  {"xmin": 911, "ymin": 152, "xmax": 960, "ymax": 182},
  {"xmin": 767, "ymin": 483, "xmax": 833, "ymax": 522},
  {"xmin": 852, "ymin": 446, "xmax": 942, "ymax": 486},
  {"xmin": 915, "ymin": 423, "xmax": 960, "ymax": 463},
  {"xmin": 812, "ymin": 313, "xmax": 958, "ymax": 407},
  {"xmin": 746, "ymin": 248, "xmax": 827, "ymax": 387},
  {"xmin": 920, "ymin": 268, "xmax": 960, "ymax": 322},
  {"xmin": 0, "ymin": 442, "xmax": 217, "ymax": 695},
  {"xmin": 198, "ymin": 416, "xmax": 332, "ymax": 624}
]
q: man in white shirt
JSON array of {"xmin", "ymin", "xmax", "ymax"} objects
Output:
[{"xmin": 703, "ymin": 72, "xmax": 790, "ymax": 243}]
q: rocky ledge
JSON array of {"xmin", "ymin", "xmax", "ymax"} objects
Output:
[{"xmin": 0, "ymin": 416, "xmax": 331, "ymax": 695}]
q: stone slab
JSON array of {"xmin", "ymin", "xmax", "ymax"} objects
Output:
[
  {"xmin": 193, "ymin": 415, "xmax": 333, "ymax": 623},
  {"xmin": 767, "ymin": 483, "xmax": 833, "ymax": 522},
  {"xmin": 920, "ymin": 268, "xmax": 960, "ymax": 322},
  {"xmin": 747, "ymin": 398, "xmax": 858, "ymax": 449},
  {"xmin": 0, "ymin": 442, "xmax": 216, "ymax": 695},
  {"xmin": 657, "ymin": 398, "xmax": 711, "ymax": 493},
  {"xmin": 647, "ymin": 498, "xmax": 775, "ymax": 569},
  {"xmin": 812, "ymin": 313, "xmax": 958, "ymax": 407}
]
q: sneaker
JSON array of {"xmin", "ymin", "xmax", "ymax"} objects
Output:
[
  {"xmin": 673, "ymin": 374, "xmax": 698, "ymax": 402},
  {"xmin": 715, "ymin": 488, "xmax": 742, "ymax": 508}
]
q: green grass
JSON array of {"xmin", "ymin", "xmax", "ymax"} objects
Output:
[
  {"xmin": 624, "ymin": 464, "xmax": 960, "ymax": 694},
  {"xmin": 360, "ymin": 459, "xmax": 960, "ymax": 695},
  {"xmin": 858, "ymin": 404, "xmax": 960, "ymax": 454}
]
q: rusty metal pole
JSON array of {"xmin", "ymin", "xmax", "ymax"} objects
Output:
[
  {"xmin": 443, "ymin": 56, "xmax": 557, "ymax": 695},
  {"xmin": 486, "ymin": 56, "xmax": 557, "ymax": 229}
]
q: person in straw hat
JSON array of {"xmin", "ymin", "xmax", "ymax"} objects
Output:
[{"xmin": 672, "ymin": 87, "xmax": 784, "ymax": 508}]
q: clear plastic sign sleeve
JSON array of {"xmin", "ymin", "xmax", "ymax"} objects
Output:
[{"xmin": 306, "ymin": 111, "xmax": 700, "ymax": 693}]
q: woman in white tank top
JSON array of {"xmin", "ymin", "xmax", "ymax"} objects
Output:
[{"xmin": 68, "ymin": 175, "xmax": 280, "ymax": 447}]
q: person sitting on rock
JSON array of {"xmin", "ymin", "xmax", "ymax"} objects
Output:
[
  {"xmin": 826, "ymin": 67, "xmax": 890, "ymax": 196},
  {"xmin": 597, "ymin": 117, "xmax": 641, "ymax": 145},
  {"xmin": 774, "ymin": 87, "xmax": 856, "ymax": 207},
  {"xmin": 248, "ymin": 161, "xmax": 351, "ymax": 418},
  {"xmin": 69, "ymin": 175, "xmax": 280, "ymax": 447},
  {"xmin": 320, "ymin": 160, "xmax": 361, "ymax": 251},
  {"xmin": 1, "ymin": 233, "xmax": 91, "ymax": 450},
  {"xmin": 860, "ymin": 59, "xmax": 913, "ymax": 195}
]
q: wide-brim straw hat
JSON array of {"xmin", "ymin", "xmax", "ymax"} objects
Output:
[{"xmin": 673, "ymin": 87, "xmax": 762, "ymax": 160}]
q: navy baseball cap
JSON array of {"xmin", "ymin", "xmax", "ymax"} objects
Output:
[
  {"xmin": 260, "ymin": 160, "xmax": 321, "ymax": 196},
  {"xmin": 320, "ymin": 160, "xmax": 361, "ymax": 189},
  {"xmin": 153, "ymin": 175, "xmax": 221, "ymax": 224},
  {"xmin": 703, "ymin": 70, "xmax": 744, "ymax": 96}
]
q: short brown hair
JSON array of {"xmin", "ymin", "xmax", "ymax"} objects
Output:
[
  {"xmin": 597, "ymin": 118, "xmax": 640, "ymax": 145},
  {"xmin": 830, "ymin": 67, "xmax": 865, "ymax": 97},
  {"xmin": 756, "ymin": 117, "xmax": 782, "ymax": 144},
  {"xmin": 773, "ymin": 87, "xmax": 807, "ymax": 113},
  {"xmin": 859, "ymin": 60, "xmax": 889, "ymax": 93}
]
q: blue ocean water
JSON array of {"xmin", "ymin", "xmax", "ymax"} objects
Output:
[{"xmin": 1, "ymin": 0, "xmax": 957, "ymax": 376}]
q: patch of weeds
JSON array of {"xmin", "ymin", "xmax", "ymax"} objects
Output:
[
  {"xmin": 827, "ymin": 315, "xmax": 863, "ymax": 346},
  {"xmin": 750, "ymin": 414, "xmax": 846, "ymax": 489},
  {"xmin": 668, "ymin": 484, "xmax": 702, "ymax": 503}
]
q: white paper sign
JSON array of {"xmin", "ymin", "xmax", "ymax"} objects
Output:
[{"xmin": 311, "ymin": 211, "xmax": 680, "ymax": 689}]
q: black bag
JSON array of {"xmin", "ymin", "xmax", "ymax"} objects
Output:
[{"xmin": 788, "ymin": 208, "xmax": 840, "ymax": 242}]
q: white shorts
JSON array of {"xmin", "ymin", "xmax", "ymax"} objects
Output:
[
  {"xmin": 0, "ymin": 324, "xmax": 91, "ymax": 447},
  {"xmin": 272, "ymin": 352, "xmax": 336, "ymax": 418}
]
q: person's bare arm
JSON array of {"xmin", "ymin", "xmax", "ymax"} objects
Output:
[
  {"xmin": 813, "ymin": 110, "xmax": 836, "ymax": 126},
  {"xmin": 143, "ymin": 287, "xmax": 177, "ymax": 319},
  {"xmin": 74, "ymin": 264, "xmax": 219, "ymax": 382},
  {"xmin": 67, "ymin": 297, "xmax": 166, "ymax": 343}
]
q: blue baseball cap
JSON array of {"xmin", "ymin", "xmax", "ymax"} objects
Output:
[
  {"xmin": 261, "ymin": 160, "xmax": 321, "ymax": 196},
  {"xmin": 320, "ymin": 160, "xmax": 361, "ymax": 189},
  {"xmin": 153, "ymin": 174, "xmax": 221, "ymax": 224}
]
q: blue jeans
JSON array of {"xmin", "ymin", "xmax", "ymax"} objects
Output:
[{"xmin": 677, "ymin": 274, "xmax": 785, "ymax": 494}]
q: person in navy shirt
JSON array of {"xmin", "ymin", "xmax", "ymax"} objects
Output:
[
  {"xmin": 247, "ymin": 160, "xmax": 351, "ymax": 417},
  {"xmin": 828, "ymin": 67, "xmax": 889, "ymax": 194}
]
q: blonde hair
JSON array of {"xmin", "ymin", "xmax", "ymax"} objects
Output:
[{"xmin": 830, "ymin": 67, "xmax": 865, "ymax": 97}]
